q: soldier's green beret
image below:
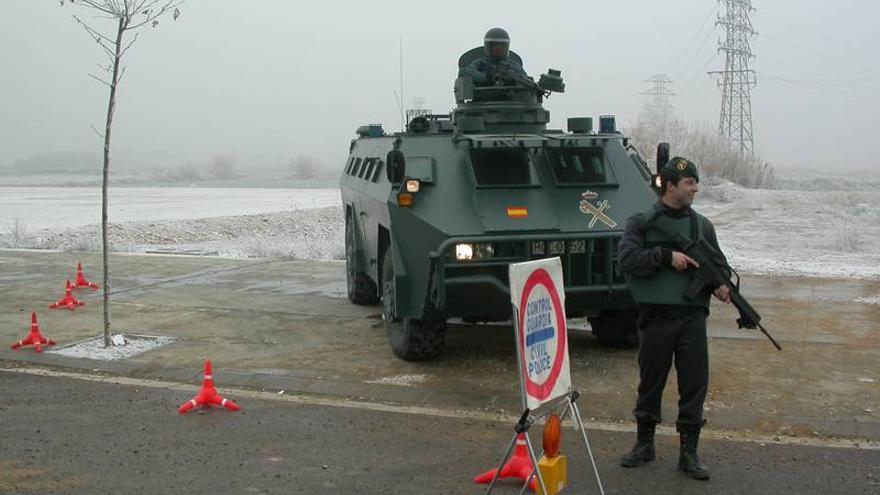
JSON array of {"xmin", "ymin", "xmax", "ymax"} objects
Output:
[{"xmin": 661, "ymin": 156, "xmax": 699, "ymax": 182}]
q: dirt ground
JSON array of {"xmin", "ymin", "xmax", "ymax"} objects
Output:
[{"xmin": 1, "ymin": 249, "xmax": 877, "ymax": 444}]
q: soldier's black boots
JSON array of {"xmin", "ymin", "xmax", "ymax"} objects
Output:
[
  {"xmin": 620, "ymin": 422, "xmax": 656, "ymax": 467},
  {"xmin": 678, "ymin": 428, "xmax": 710, "ymax": 480}
]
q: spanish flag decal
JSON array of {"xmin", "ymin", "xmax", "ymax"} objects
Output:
[{"xmin": 506, "ymin": 207, "xmax": 528, "ymax": 218}]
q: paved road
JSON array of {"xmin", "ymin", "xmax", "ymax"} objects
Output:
[{"xmin": 1, "ymin": 369, "xmax": 877, "ymax": 495}]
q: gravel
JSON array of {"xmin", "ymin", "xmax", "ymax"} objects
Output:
[{"xmin": 47, "ymin": 334, "xmax": 177, "ymax": 361}]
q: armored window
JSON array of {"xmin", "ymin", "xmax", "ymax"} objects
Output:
[
  {"xmin": 371, "ymin": 160, "xmax": 384, "ymax": 182},
  {"xmin": 360, "ymin": 158, "xmax": 376, "ymax": 179},
  {"xmin": 468, "ymin": 148, "xmax": 536, "ymax": 187},
  {"xmin": 546, "ymin": 147, "xmax": 607, "ymax": 184},
  {"xmin": 344, "ymin": 157, "xmax": 354, "ymax": 174},
  {"xmin": 350, "ymin": 158, "xmax": 363, "ymax": 176}
]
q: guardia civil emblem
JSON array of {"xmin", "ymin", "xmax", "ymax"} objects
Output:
[{"xmin": 579, "ymin": 191, "xmax": 618, "ymax": 229}]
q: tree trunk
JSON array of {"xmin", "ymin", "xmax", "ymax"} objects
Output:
[{"xmin": 102, "ymin": 16, "xmax": 125, "ymax": 348}]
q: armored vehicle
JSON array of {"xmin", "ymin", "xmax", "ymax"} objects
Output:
[{"xmin": 339, "ymin": 44, "xmax": 664, "ymax": 361}]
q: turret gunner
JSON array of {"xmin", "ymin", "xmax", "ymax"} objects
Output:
[
  {"xmin": 458, "ymin": 27, "xmax": 532, "ymax": 87},
  {"xmin": 616, "ymin": 157, "xmax": 732, "ymax": 480}
]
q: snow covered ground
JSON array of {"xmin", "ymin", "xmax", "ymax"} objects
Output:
[
  {"xmin": 698, "ymin": 183, "xmax": 880, "ymax": 279},
  {"xmin": 0, "ymin": 186, "xmax": 340, "ymax": 230},
  {"xmin": 1, "ymin": 183, "xmax": 878, "ymax": 280}
]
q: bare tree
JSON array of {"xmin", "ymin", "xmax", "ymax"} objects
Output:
[
  {"xmin": 287, "ymin": 155, "xmax": 320, "ymax": 180},
  {"xmin": 210, "ymin": 154, "xmax": 236, "ymax": 179},
  {"xmin": 61, "ymin": 0, "xmax": 183, "ymax": 347},
  {"xmin": 628, "ymin": 111, "xmax": 777, "ymax": 189}
]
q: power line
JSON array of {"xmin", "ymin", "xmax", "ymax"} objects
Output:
[
  {"xmin": 680, "ymin": 52, "xmax": 719, "ymax": 95},
  {"xmin": 670, "ymin": 24, "xmax": 717, "ymax": 85},
  {"xmin": 758, "ymin": 30, "xmax": 880, "ymax": 78},
  {"xmin": 667, "ymin": 6, "xmax": 717, "ymax": 76},
  {"xmin": 757, "ymin": 72, "xmax": 880, "ymax": 103},
  {"xmin": 756, "ymin": 7, "xmax": 880, "ymax": 60}
]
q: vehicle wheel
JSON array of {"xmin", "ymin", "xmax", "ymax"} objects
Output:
[
  {"xmin": 588, "ymin": 309, "xmax": 639, "ymax": 349},
  {"xmin": 345, "ymin": 212, "xmax": 378, "ymax": 305},
  {"xmin": 382, "ymin": 249, "xmax": 446, "ymax": 361}
]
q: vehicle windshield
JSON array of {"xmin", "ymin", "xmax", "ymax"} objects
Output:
[
  {"xmin": 546, "ymin": 147, "xmax": 607, "ymax": 184},
  {"xmin": 469, "ymin": 148, "xmax": 536, "ymax": 186}
]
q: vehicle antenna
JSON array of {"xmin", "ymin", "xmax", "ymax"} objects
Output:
[{"xmin": 399, "ymin": 36, "xmax": 405, "ymax": 131}]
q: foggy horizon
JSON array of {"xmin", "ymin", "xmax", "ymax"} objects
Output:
[{"xmin": 1, "ymin": 0, "xmax": 878, "ymax": 174}]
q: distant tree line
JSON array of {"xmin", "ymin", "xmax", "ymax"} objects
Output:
[
  {"xmin": 287, "ymin": 155, "xmax": 320, "ymax": 179},
  {"xmin": 2, "ymin": 151, "xmax": 335, "ymax": 182},
  {"xmin": 1, "ymin": 151, "xmax": 100, "ymax": 175}
]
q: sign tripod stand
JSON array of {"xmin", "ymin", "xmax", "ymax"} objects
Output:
[{"xmin": 483, "ymin": 391, "xmax": 605, "ymax": 495}]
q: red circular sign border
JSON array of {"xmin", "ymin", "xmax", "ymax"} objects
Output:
[{"xmin": 518, "ymin": 268, "xmax": 567, "ymax": 401}]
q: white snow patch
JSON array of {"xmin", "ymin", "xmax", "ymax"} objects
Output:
[
  {"xmin": 366, "ymin": 374, "xmax": 428, "ymax": 387},
  {"xmin": 855, "ymin": 296, "xmax": 880, "ymax": 305},
  {"xmin": 47, "ymin": 334, "xmax": 176, "ymax": 360}
]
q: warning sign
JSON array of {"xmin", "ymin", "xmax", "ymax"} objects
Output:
[{"xmin": 509, "ymin": 258, "xmax": 571, "ymax": 410}]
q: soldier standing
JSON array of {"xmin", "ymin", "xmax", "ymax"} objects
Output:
[
  {"xmin": 458, "ymin": 27, "xmax": 532, "ymax": 87},
  {"xmin": 616, "ymin": 157, "xmax": 731, "ymax": 480}
]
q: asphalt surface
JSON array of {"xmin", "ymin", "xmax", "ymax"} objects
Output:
[{"xmin": 1, "ymin": 370, "xmax": 877, "ymax": 495}]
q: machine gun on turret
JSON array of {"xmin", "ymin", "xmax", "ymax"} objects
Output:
[{"xmin": 493, "ymin": 61, "xmax": 566, "ymax": 97}]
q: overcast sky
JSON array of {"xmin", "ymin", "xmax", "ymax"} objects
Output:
[{"xmin": 1, "ymin": 0, "xmax": 878, "ymax": 172}]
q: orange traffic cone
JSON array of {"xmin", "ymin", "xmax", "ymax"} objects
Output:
[
  {"xmin": 10, "ymin": 312, "xmax": 56, "ymax": 353},
  {"xmin": 72, "ymin": 262, "xmax": 99, "ymax": 290},
  {"xmin": 474, "ymin": 433, "xmax": 538, "ymax": 491},
  {"xmin": 49, "ymin": 280, "xmax": 85, "ymax": 310},
  {"xmin": 178, "ymin": 360, "xmax": 242, "ymax": 414}
]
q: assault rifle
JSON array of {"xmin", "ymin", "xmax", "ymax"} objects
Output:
[
  {"xmin": 492, "ymin": 61, "xmax": 545, "ymax": 95},
  {"xmin": 653, "ymin": 216, "xmax": 783, "ymax": 351}
]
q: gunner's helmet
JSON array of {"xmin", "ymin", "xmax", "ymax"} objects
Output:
[{"xmin": 483, "ymin": 27, "xmax": 511, "ymax": 60}]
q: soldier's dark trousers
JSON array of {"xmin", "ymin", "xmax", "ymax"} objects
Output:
[{"xmin": 633, "ymin": 305, "xmax": 708, "ymax": 430}]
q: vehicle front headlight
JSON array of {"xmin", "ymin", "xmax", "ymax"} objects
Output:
[
  {"xmin": 405, "ymin": 179, "xmax": 421, "ymax": 193},
  {"xmin": 454, "ymin": 243, "xmax": 497, "ymax": 261}
]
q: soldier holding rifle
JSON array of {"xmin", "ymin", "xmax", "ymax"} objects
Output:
[{"xmin": 616, "ymin": 157, "xmax": 730, "ymax": 480}]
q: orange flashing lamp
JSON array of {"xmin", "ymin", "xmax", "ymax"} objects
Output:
[
  {"xmin": 543, "ymin": 413, "xmax": 562, "ymax": 457},
  {"xmin": 537, "ymin": 413, "xmax": 567, "ymax": 495},
  {"xmin": 397, "ymin": 192, "xmax": 414, "ymax": 207}
]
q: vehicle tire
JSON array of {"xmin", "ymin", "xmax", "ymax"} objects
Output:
[
  {"xmin": 345, "ymin": 212, "xmax": 378, "ymax": 305},
  {"xmin": 382, "ymin": 249, "xmax": 446, "ymax": 361},
  {"xmin": 588, "ymin": 309, "xmax": 639, "ymax": 349}
]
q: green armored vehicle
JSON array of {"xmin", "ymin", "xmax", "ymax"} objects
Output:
[{"xmin": 339, "ymin": 29, "xmax": 662, "ymax": 360}]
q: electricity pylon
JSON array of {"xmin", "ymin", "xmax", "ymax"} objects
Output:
[
  {"xmin": 709, "ymin": 0, "xmax": 758, "ymax": 156},
  {"xmin": 641, "ymin": 74, "xmax": 675, "ymax": 126}
]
